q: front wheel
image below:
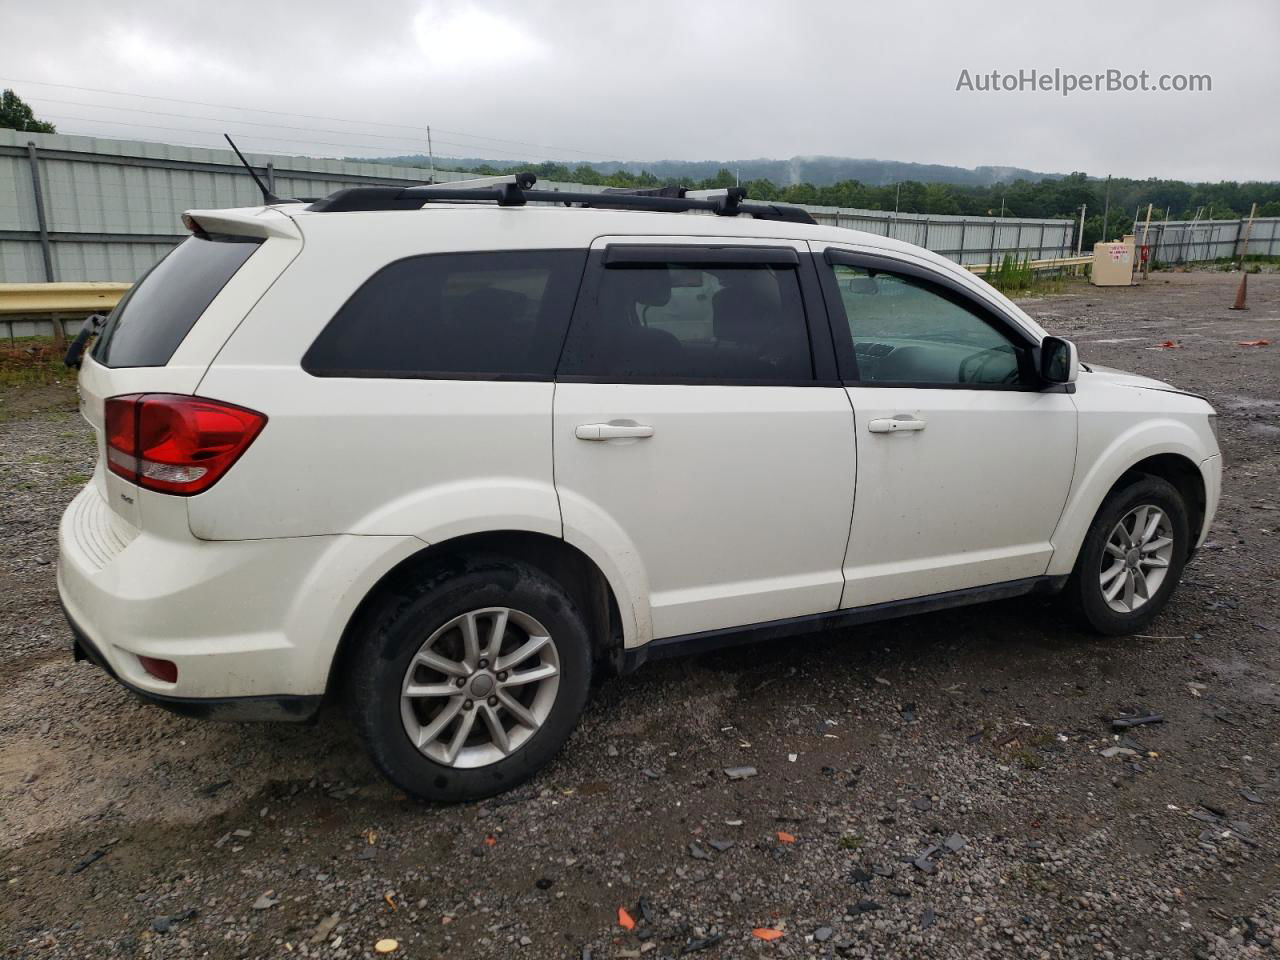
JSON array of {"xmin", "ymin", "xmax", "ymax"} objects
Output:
[
  {"xmin": 347, "ymin": 558, "xmax": 592, "ymax": 803},
  {"xmin": 1063, "ymin": 475, "xmax": 1191, "ymax": 635}
]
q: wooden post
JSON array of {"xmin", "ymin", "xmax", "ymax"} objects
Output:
[
  {"xmin": 1236, "ymin": 202, "xmax": 1258, "ymax": 269},
  {"xmin": 1140, "ymin": 203, "xmax": 1153, "ymax": 279}
]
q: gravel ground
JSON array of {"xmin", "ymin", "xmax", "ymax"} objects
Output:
[{"xmin": 1, "ymin": 270, "xmax": 1277, "ymax": 960}]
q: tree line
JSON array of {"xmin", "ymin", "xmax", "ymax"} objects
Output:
[{"xmin": 470, "ymin": 162, "xmax": 1280, "ymax": 249}]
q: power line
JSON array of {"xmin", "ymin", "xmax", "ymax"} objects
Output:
[
  {"xmin": 1, "ymin": 76, "xmax": 615, "ymax": 160},
  {"xmin": 34, "ymin": 112, "xmax": 580, "ymax": 164},
  {"xmin": 26, "ymin": 95, "xmax": 587, "ymax": 160}
]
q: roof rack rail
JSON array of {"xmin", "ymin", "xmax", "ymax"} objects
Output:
[{"xmin": 307, "ymin": 173, "xmax": 816, "ymax": 225}]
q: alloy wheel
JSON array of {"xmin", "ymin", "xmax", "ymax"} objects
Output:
[
  {"xmin": 400, "ymin": 607, "xmax": 561, "ymax": 768},
  {"xmin": 1099, "ymin": 504, "xmax": 1175, "ymax": 614}
]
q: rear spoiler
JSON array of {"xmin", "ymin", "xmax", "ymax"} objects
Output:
[{"xmin": 181, "ymin": 207, "xmax": 300, "ymax": 241}]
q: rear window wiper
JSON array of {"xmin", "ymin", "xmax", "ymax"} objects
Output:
[{"xmin": 64, "ymin": 313, "xmax": 106, "ymax": 369}]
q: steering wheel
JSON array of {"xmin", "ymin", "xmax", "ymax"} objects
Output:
[{"xmin": 959, "ymin": 346, "xmax": 1020, "ymax": 385}]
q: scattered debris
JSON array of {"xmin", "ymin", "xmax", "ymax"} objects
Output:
[
  {"xmin": 724, "ymin": 766, "xmax": 758, "ymax": 781},
  {"xmin": 1155, "ymin": 340, "xmax": 1182, "ymax": 349},
  {"xmin": 1100, "ymin": 746, "xmax": 1139, "ymax": 758},
  {"xmin": 689, "ymin": 843, "xmax": 712, "ymax": 861},
  {"xmin": 618, "ymin": 907, "xmax": 636, "ymax": 931},
  {"xmin": 251, "ymin": 892, "xmax": 279, "ymax": 910},
  {"xmin": 70, "ymin": 849, "xmax": 105, "ymax": 874},
  {"xmin": 1238, "ymin": 339, "xmax": 1270, "ymax": 347},
  {"xmin": 374, "ymin": 939, "xmax": 399, "ymax": 954},
  {"xmin": 708, "ymin": 839, "xmax": 735, "ymax": 852},
  {"xmin": 943, "ymin": 833, "xmax": 966, "ymax": 853},
  {"xmin": 813, "ymin": 926, "xmax": 833, "ymax": 942},
  {"xmin": 681, "ymin": 934, "xmax": 724, "ymax": 953},
  {"xmin": 752, "ymin": 927, "xmax": 784, "ymax": 941},
  {"xmin": 1241, "ymin": 789, "xmax": 1265, "ymax": 805},
  {"xmin": 1111, "ymin": 712, "xmax": 1163, "ymax": 730},
  {"xmin": 777, "ymin": 831, "xmax": 796, "ymax": 844},
  {"xmin": 912, "ymin": 845, "xmax": 941, "ymax": 874},
  {"xmin": 310, "ymin": 913, "xmax": 341, "ymax": 944}
]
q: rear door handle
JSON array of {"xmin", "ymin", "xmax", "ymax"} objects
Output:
[
  {"xmin": 868, "ymin": 416, "xmax": 926, "ymax": 434},
  {"xmin": 575, "ymin": 422, "xmax": 655, "ymax": 441}
]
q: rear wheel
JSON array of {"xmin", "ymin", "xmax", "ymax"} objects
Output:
[
  {"xmin": 1063, "ymin": 476, "xmax": 1191, "ymax": 635},
  {"xmin": 348, "ymin": 558, "xmax": 591, "ymax": 802}
]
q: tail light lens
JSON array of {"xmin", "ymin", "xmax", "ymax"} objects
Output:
[{"xmin": 104, "ymin": 394, "xmax": 267, "ymax": 496}]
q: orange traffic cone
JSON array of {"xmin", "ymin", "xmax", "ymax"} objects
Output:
[{"xmin": 1230, "ymin": 272, "xmax": 1249, "ymax": 310}]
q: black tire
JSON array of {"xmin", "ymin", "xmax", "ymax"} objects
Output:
[
  {"xmin": 1062, "ymin": 475, "xmax": 1191, "ymax": 635},
  {"xmin": 347, "ymin": 556, "xmax": 592, "ymax": 803}
]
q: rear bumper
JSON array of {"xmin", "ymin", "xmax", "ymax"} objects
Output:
[
  {"xmin": 63, "ymin": 599, "xmax": 321, "ymax": 722},
  {"xmin": 57, "ymin": 483, "xmax": 422, "ymax": 716}
]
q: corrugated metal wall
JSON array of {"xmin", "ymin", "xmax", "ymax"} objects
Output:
[
  {"xmin": 800, "ymin": 206, "xmax": 1073, "ymax": 265},
  {"xmin": 1128, "ymin": 217, "xmax": 1280, "ymax": 264},
  {"xmin": 1, "ymin": 128, "xmax": 1080, "ymax": 284}
]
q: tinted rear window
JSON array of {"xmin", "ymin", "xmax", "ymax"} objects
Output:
[
  {"xmin": 303, "ymin": 250, "xmax": 586, "ymax": 380},
  {"xmin": 559, "ymin": 263, "xmax": 813, "ymax": 383},
  {"xmin": 93, "ymin": 235, "xmax": 261, "ymax": 368}
]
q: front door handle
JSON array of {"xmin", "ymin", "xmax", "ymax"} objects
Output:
[
  {"xmin": 575, "ymin": 421, "xmax": 655, "ymax": 441},
  {"xmin": 868, "ymin": 416, "xmax": 926, "ymax": 434}
]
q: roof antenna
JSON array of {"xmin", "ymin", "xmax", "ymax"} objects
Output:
[{"xmin": 223, "ymin": 134, "xmax": 282, "ymax": 205}]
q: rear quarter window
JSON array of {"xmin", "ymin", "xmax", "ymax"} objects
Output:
[
  {"xmin": 93, "ymin": 235, "xmax": 262, "ymax": 368},
  {"xmin": 302, "ymin": 250, "xmax": 587, "ymax": 380}
]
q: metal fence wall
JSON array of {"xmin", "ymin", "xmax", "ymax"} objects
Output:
[
  {"xmin": 800, "ymin": 206, "xmax": 1073, "ymax": 265},
  {"xmin": 2, "ymin": 129, "xmax": 1081, "ymax": 286},
  {"xmin": 1128, "ymin": 216, "xmax": 1280, "ymax": 265}
]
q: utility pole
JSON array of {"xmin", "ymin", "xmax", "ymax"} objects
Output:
[
  {"xmin": 1076, "ymin": 203, "xmax": 1087, "ymax": 255},
  {"xmin": 427, "ymin": 125, "xmax": 436, "ymax": 184},
  {"xmin": 1000, "ymin": 193, "xmax": 1006, "ymax": 217},
  {"xmin": 1101, "ymin": 175, "xmax": 1111, "ymax": 242},
  {"xmin": 894, "ymin": 183, "xmax": 901, "ymax": 216}
]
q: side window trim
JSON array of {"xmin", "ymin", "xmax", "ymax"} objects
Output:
[
  {"xmin": 817, "ymin": 247, "xmax": 1041, "ymax": 390},
  {"xmin": 603, "ymin": 244, "xmax": 800, "ymax": 267},
  {"xmin": 555, "ymin": 243, "xmax": 835, "ymax": 388}
]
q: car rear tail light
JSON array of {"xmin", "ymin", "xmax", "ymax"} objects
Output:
[
  {"xmin": 104, "ymin": 394, "xmax": 267, "ymax": 496},
  {"xmin": 137, "ymin": 655, "xmax": 178, "ymax": 684}
]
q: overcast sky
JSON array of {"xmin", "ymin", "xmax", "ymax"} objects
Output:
[{"xmin": 4, "ymin": 0, "xmax": 1276, "ymax": 182}]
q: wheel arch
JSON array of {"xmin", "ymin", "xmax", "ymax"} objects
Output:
[
  {"xmin": 1113, "ymin": 453, "xmax": 1207, "ymax": 550},
  {"xmin": 1048, "ymin": 432, "xmax": 1209, "ymax": 577},
  {"xmin": 325, "ymin": 531, "xmax": 626, "ymax": 701}
]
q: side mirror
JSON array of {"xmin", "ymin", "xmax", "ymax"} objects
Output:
[{"xmin": 1040, "ymin": 336, "xmax": 1079, "ymax": 384}]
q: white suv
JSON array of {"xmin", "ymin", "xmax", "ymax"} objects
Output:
[{"xmin": 58, "ymin": 177, "xmax": 1221, "ymax": 802}]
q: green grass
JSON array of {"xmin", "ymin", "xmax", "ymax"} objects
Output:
[
  {"xmin": 982, "ymin": 253, "xmax": 1071, "ymax": 297},
  {"xmin": 0, "ymin": 336, "xmax": 70, "ymax": 389}
]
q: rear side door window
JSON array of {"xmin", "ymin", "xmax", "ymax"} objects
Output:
[
  {"xmin": 303, "ymin": 250, "xmax": 587, "ymax": 379},
  {"xmin": 557, "ymin": 247, "xmax": 815, "ymax": 383}
]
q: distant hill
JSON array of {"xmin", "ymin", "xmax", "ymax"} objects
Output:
[{"xmin": 368, "ymin": 154, "xmax": 1066, "ymax": 187}]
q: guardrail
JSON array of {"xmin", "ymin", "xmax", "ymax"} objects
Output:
[
  {"xmin": 962, "ymin": 255, "xmax": 1092, "ymax": 275},
  {"xmin": 0, "ymin": 282, "xmax": 129, "ymax": 316}
]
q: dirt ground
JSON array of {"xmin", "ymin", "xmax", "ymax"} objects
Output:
[{"xmin": 1, "ymin": 270, "xmax": 1277, "ymax": 960}]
